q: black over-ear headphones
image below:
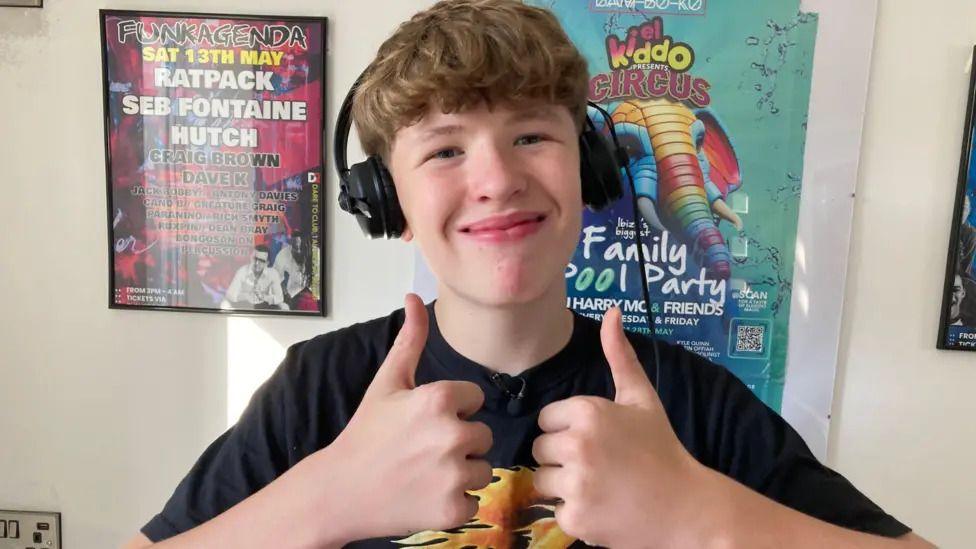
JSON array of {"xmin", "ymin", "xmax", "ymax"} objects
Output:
[{"xmin": 333, "ymin": 73, "xmax": 627, "ymax": 239}]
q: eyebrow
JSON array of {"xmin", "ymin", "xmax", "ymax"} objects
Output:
[
  {"xmin": 418, "ymin": 124, "xmax": 463, "ymax": 142},
  {"xmin": 506, "ymin": 104, "xmax": 562, "ymax": 124},
  {"xmin": 415, "ymin": 105, "xmax": 563, "ymax": 143}
]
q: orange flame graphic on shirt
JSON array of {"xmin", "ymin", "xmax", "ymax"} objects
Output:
[{"xmin": 393, "ymin": 466, "xmax": 576, "ymax": 548}]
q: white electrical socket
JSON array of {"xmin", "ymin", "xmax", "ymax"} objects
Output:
[{"xmin": 0, "ymin": 510, "xmax": 61, "ymax": 549}]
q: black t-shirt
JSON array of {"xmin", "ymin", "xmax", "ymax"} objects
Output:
[{"xmin": 143, "ymin": 303, "xmax": 910, "ymax": 546}]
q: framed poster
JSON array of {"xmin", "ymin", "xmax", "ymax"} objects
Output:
[
  {"xmin": 100, "ymin": 10, "xmax": 327, "ymax": 316},
  {"xmin": 938, "ymin": 45, "xmax": 976, "ymax": 350}
]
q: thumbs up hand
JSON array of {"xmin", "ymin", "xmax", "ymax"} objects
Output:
[
  {"xmin": 532, "ymin": 307, "xmax": 713, "ymax": 548},
  {"xmin": 325, "ymin": 294, "xmax": 494, "ymax": 542}
]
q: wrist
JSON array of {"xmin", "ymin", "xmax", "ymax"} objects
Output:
[
  {"xmin": 304, "ymin": 445, "xmax": 360, "ymax": 547},
  {"xmin": 686, "ymin": 462, "xmax": 740, "ymax": 549},
  {"xmin": 269, "ymin": 446, "xmax": 356, "ymax": 548}
]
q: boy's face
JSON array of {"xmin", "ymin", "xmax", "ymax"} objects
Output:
[
  {"xmin": 252, "ymin": 250, "xmax": 268, "ymax": 276},
  {"xmin": 387, "ymin": 100, "xmax": 583, "ymax": 307},
  {"xmin": 952, "ymin": 275, "xmax": 965, "ymax": 318}
]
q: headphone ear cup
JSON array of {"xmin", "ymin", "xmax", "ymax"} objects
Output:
[
  {"xmin": 339, "ymin": 156, "xmax": 405, "ymax": 238},
  {"xmin": 344, "ymin": 157, "xmax": 404, "ymax": 239},
  {"xmin": 370, "ymin": 157, "xmax": 405, "ymax": 238},
  {"xmin": 579, "ymin": 130, "xmax": 624, "ymax": 211},
  {"xmin": 346, "ymin": 159, "xmax": 386, "ymax": 238}
]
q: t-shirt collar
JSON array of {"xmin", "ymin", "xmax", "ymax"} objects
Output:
[{"xmin": 420, "ymin": 300, "xmax": 597, "ymax": 407}]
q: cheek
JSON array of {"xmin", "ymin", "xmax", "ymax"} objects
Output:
[
  {"xmin": 397, "ymin": 181, "xmax": 456, "ymax": 238},
  {"xmin": 557, "ymin": 172, "xmax": 585, "ymax": 214},
  {"xmin": 567, "ymin": 206, "xmax": 583, "ymax": 235}
]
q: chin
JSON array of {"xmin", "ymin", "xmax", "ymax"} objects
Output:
[
  {"xmin": 441, "ymin": 265, "xmax": 565, "ymax": 309},
  {"xmin": 452, "ymin": 287, "xmax": 548, "ymax": 309},
  {"xmin": 427, "ymin": 226, "xmax": 579, "ymax": 307}
]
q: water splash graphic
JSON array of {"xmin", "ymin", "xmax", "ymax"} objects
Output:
[
  {"xmin": 745, "ymin": 11, "xmax": 817, "ymax": 115},
  {"xmin": 733, "ymin": 235, "xmax": 791, "ymax": 315},
  {"xmin": 769, "ymin": 171, "xmax": 803, "ymax": 203}
]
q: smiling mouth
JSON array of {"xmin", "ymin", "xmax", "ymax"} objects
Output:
[
  {"xmin": 458, "ymin": 213, "xmax": 549, "ymax": 244},
  {"xmin": 461, "ymin": 214, "xmax": 547, "ymax": 234}
]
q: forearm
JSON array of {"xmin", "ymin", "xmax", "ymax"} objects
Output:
[
  {"xmin": 225, "ymin": 276, "xmax": 242, "ymax": 302},
  {"xmin": 271, "ymin": 285, "xmax": 284, "ymax": 305},
  {"xmin": 150, "ymin": 450, "xmax": 353, "ymax": 549},
  {"xmin": 698, "ymin": 466, "xmax": 933, "ymax": 549}
]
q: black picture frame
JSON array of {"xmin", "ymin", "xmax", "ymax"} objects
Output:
[
  {"xmin": 0, "ymin": 1, "xmax": 43, "ymax": 7},
  {"xmin": 938, "ymin": 45, "xmax": 976, "ymax": 349},
  {"xmin": 100, "ymin": 9, "xmax": 328, "ymax": 317}
]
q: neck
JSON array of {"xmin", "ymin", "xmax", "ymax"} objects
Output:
[{"xmin": 433, "ymin": 280, "xmax": 575, "ymax": 376}]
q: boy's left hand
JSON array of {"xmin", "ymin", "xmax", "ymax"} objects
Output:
[{"xmin": 532, "ymin": 306, "xmax": 716, "ymax": 548}]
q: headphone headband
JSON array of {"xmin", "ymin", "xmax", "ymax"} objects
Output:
[{"xmin": 333, "ymin": 71, "xmax": 362, "ymax": 187}]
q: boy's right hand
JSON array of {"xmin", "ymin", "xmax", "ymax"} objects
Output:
[{"xmin": 318, "ymin": 293, "xmax": 493, "ymax": 543}]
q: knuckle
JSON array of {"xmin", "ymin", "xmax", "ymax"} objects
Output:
[
  {"xmin": 463, "ymin": 381, "xmax": 486, "ymax": 407},
  {"xmin": 567, "ymin": 433, "xmax": 592, "ymax": 464},
  {"xmin": 443, "ymin": 423, "xmax": 470, "ymax": 451},
  {"xmin": 420, "ymin": 383, "xmax": 455, "ymax": 413},
  {"xmin": 474, "ymin": 461, "xmax": 494, "ymax": 488},
  {"xmin": 462, "ymin": 495, "xmax": 480, "ymax": 524},
  {"xmin": 573, "ymin": 399, "xmax": 603, "ymax": 431},
  {"xmin": 531, "ymin": 436, "xmax": 544, "ymax": 459},
  {"xmin": 566, "ymin": 473, "xmax": 588, "ymax": 500},
  {"xmin": 436, "ymin": 498, "xmax": 474, "ymax": 529},
  {"xmin": 474, "ymin": 421, "xmax": 494, "ymax": 449},
  {"xmin": 443, "ymin": 462, "xmax": 467, "ymax": 490},
  {"xmin": 556, "ymin": 504, "xmax": 590, "ymax": 540},
  {"xmin": 531, "ymin": 468, "xmax": 545, "ymax": 492}
]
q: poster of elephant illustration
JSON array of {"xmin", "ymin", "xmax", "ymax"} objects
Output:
[
  {"xmin": 535, "ymin": 0, "xmax": 817, "ymax": 411},
  {"xmin": 939, "ymin": 45, "xmax": 976, "ymax": 351}
]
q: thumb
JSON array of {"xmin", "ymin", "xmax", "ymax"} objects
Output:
[
  {"xmin": 601, "ymin": 306, "xmax": 655, "ymax": 407},
  {"xmin": 365, "ymin": 293, "xmax": 429, "ymax": 398}
]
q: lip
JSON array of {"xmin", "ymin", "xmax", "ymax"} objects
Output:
[
  {"xmin": 459, "ymin": 211, "xmax": 548, "ymax": 243},
  {"xmin": 461, "ymin": 211, "xmax": 547, "ymax": 232}
]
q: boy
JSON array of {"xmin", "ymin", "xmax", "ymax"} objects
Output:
[
  {"xmin": 273, "ymin": 230, "xmax": 311, "ymax": 309},
  {"xmin": 125, "ymin": 1, "xmax": 933, "ymax": 547},
  {"xmin": 221, "ymin": 245, "xmax": 286, "ymax": 310}
]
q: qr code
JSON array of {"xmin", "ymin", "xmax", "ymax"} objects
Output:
[{"xmin": 735, "ymin": 325, "xmax": 765, "ymax": 353}]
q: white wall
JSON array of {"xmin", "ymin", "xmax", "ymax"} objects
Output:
[
  {"xmin": 0, "ymin": 0, "xmax": 971, "ymax": 548},
  {"xmin": 829, "ymin": 1, "xmax": 976, "ymax": 546},
  {"xmin": 0, "ymin": 1, "xmax": 427, "ymax": 547}
]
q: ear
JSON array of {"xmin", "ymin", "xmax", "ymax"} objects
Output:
[{"xmin": 401, "ymin": 225, "xmax": 413, "ymax": 242}]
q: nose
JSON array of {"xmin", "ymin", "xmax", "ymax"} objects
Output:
[{"xmin": 469, "ymin": 138, "xmax": 527, "ymax": 203}]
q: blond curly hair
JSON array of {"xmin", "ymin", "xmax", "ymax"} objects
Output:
[{"xmin": 351, "ymin": 0, "xmax": 590, "ymax": 160}]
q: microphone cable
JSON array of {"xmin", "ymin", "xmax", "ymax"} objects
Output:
[{"xmin": 588, "ymin": 103, "xmax": 663, "ymax": 392}]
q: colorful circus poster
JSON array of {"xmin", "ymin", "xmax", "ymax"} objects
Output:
[
  {"xmin": 101, "ymin": 11, "xmax": 327, "ymax": 316},
  {"xmin": 532, "ymin": 0, "xmax": 819, "ymax": 411}
]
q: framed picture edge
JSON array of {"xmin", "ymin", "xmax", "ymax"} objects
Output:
[
  {"xmin": 100, "ymin": 10, "xmax": 329, "ymax": 317},
  {"xmin": 99, "ymin": 8, "xmax": 326, "ymax": 25},
  {"xmin": 0, "ymin": 1, "xmax": 43, "ymax": 7},
  {"xmin": 936, "ymin": 44, "xmax": 976, "ymax": 350}
]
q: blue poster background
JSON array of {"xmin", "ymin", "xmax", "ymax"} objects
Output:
[{"xmin": 534, "ymin": 0, "xmax": 819, "ymax": 410}]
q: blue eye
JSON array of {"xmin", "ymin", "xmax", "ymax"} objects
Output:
[{"xmin": 516, "ymin": 134, "xmax": 543, "ymax": 146}]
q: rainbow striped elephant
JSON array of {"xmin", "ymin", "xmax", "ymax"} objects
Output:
[{"xmin": 591, "ymin": 99, "xmax": 742, "ymax": 280}]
